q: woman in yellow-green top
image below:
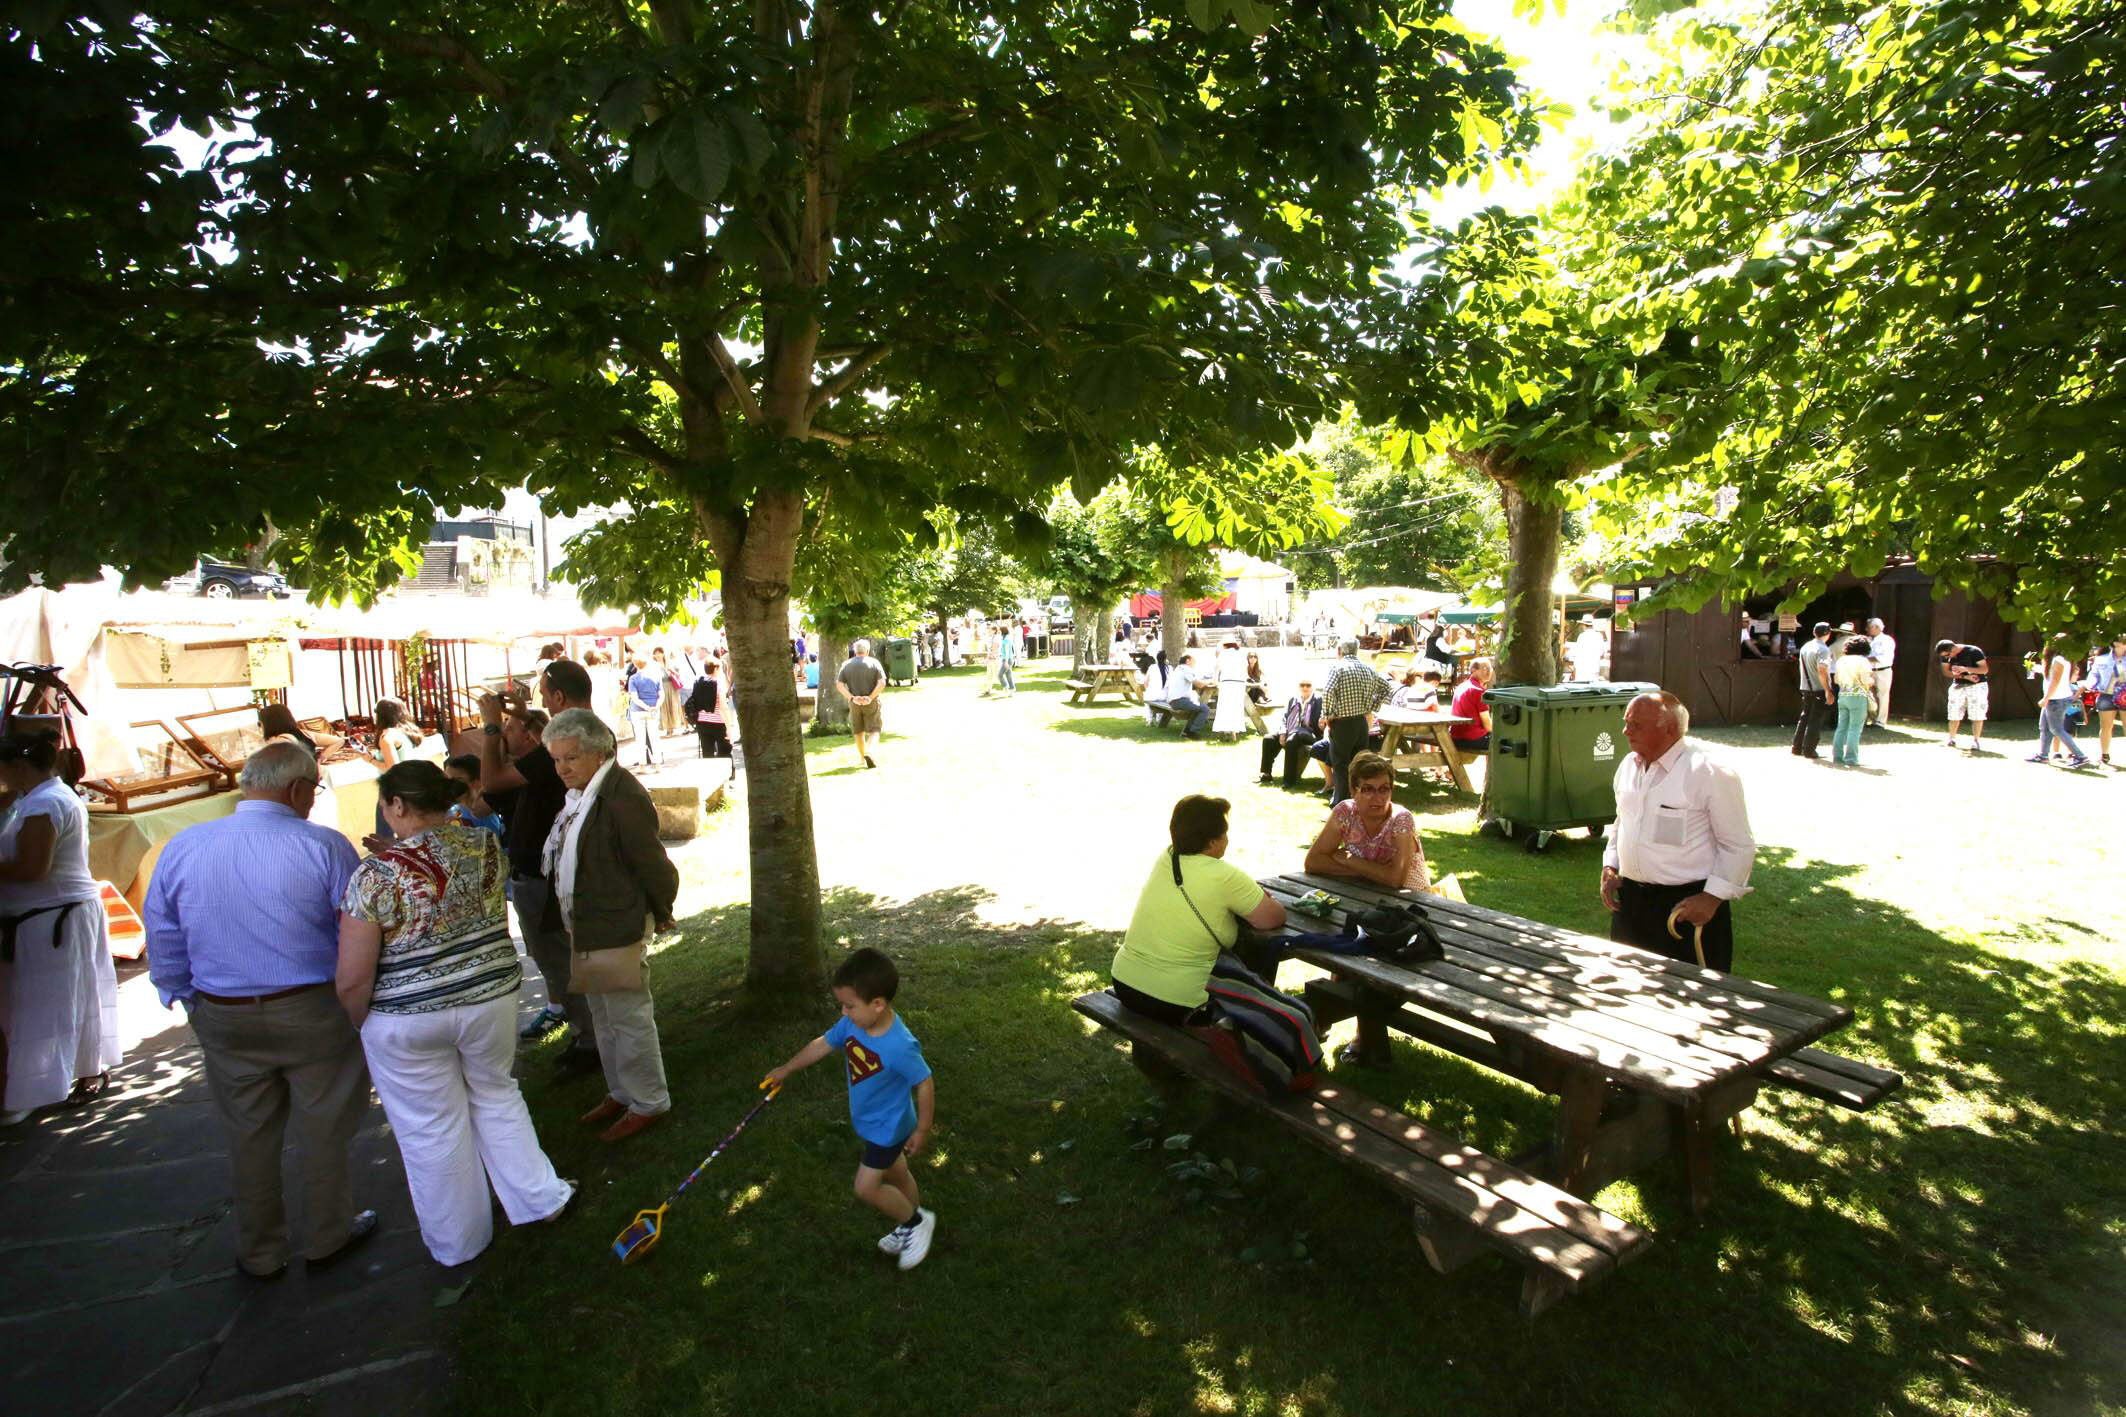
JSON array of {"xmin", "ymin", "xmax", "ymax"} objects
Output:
[{"xmin": 1110, "ymin": 795, "xmax": 1288, "ymax": 1024}]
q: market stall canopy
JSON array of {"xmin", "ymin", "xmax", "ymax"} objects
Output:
[
  {"xmin": 294, "ymin": 595, "xmax": 637, "ymax": 649},
  {"xmin": 104, "ymin": 626, "xmax": 296, "ymax": 690},
  {"xmin": 0, "ymin": 586, "xmax": 134, "ymax": 775},
  {"xmin": 1299, "ymin": 587, "xmax": 1456, "ymax": 628}
]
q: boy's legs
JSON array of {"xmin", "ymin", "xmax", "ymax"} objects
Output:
[{"xmin": 853, "ymin": 1160, "xmax": 918, "ymax": 1226}]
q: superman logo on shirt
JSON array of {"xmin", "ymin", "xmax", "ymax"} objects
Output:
[{"xmin": 842, "ymin": 1038, "xmax": 883, "ymax": 1085}]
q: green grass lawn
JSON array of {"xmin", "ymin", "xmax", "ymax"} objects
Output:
[{"xmin": 452, "ymin": 655, "xmax": 2125, "ymax": 1417}]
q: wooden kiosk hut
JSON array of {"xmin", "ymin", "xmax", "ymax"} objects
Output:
[{"xmin": 1610, "ymin": 561, "xmax": 2043, "ymax": 728}]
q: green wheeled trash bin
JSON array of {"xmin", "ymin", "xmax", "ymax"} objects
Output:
[
  {"xmin": 883, "ymin": 637, "xmax": 919, "ymax": 686},
  {"xmin": 1480, "ymin": 681, "xmax": 1658, "ymax": 852}
]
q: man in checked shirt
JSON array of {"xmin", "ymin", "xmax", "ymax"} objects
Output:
[{"xmin": 1317, "ymin": 639, "xmax": 1392, "ymax": 806}]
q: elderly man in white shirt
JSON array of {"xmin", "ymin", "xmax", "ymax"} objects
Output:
[
  {"xmin": 1599, "ymin": 691, "xmax": 1755, "ymax": 973},
  {"xmin": 1866, "ymin": 618, "xmax": 1896, "ymax": 724}
]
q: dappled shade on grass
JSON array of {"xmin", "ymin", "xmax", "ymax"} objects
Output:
[{"xmin": 450, "ymin": 851, "xmax": 2126, "ymax": 1416}]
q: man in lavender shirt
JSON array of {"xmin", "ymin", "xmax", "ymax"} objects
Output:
[{"xmin": 144, "ymin": 741, "xmax": 377, "ymax": 1280}]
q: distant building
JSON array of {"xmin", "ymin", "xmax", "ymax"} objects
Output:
[
  {"xmin": 1611, "ymin": 560, "xmax": 2042, "ymax": 726},
  {"xmin": 407, "ymin": 515, "xmax": 538, "ymax": 595}
]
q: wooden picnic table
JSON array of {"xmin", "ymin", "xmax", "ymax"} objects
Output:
[
  {"xmin": 1065, "ymin": 662, "xmax": 1144, "ymax": 705},
  {"xmin": 1377, "ymin": 706, "xmax": 1476, "ymax": 793},
  {"xmin": 1259, "ymin": 870, "xmax": 1869, "ymax": 1218}
]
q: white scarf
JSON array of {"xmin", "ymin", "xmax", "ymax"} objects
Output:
[{"xmin": 541, "ymin": 756, "xmax": 615, "ymax": 931}]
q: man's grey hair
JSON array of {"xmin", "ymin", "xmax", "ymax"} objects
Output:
[
  {"xmin": 852, "ymin": 638, "xmax": 870, "ymax": 656},
  {"xmin": 239, "ymin": 739, "xmax": 319, "ymax": 793},
  {"xmin": 543, "ymin": 708, "xmax": 616, "ymax": 760},
  {"xmin": 1866, "ymin": 617, "xmax": 1884, "ymax": 632},
  {"xmin": 1338, "ymin": 638, "xmax": 1359, "ymax": 657}
]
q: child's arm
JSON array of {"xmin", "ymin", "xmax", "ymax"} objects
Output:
[
  {"xmin": 903, "ymin": 1075, "xmax": 937, "ymax": 1156},
  {"xmin": 765, "ymin": 1036, "xmax": 832, "ymax": 1086}
]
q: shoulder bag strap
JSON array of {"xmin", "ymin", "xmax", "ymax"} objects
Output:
[{"xmin": 1170, "ymin": 849, "xmax": 1226, "ymax": 951}]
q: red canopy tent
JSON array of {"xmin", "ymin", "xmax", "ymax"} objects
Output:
[{"xmin": 1128, "ymin": 588, "xmax": 1236, "ymax": 619}]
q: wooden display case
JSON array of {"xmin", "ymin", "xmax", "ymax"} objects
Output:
[
  {"xmin": 178, "ymin": 705, "xmax": 267, "ymax": 780},
  {"xmin": 81, "ymin": 720, "xmax": 228, "ymax": 813}
]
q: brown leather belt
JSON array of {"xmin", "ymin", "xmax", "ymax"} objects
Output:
[{"xmin": 193, "ymin": 982, "xmax": 331, "ymax": 1006}]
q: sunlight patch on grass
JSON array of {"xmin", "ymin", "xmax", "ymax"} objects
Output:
[{"xmin": 723, "ymin": 1184, "xmax": 765, "ymax": 1216}]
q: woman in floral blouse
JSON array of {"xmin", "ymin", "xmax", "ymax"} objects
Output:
[
  {"xmin": 1303, "ymin": 751, "xmax": 1432, "ymax": 893},
  {"xmin": 337, "ymin": 761, "xmax": 575, "ymax": 1265}
]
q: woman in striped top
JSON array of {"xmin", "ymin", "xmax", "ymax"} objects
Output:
[{"xmin": 336, "ymin": 761, "xmax": 575, "ymax": 1265}]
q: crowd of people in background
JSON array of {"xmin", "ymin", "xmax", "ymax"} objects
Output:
[{"xmin": 72, "ymin": 655, "xmax": 694, "ymax": 1280}]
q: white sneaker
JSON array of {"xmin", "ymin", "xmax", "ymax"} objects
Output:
[
  {"xmin": 896, "ymin": 1208, "xmax": 936, "ymax": 1270},
  {"xmin": 876, "ymin": 1223, "xmax": 912, "ymax": 1256}
]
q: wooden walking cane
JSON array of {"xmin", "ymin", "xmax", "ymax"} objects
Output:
[{"xmin": 1667, "ymin": 904, "xmax": 1747, "ymax": 1143}]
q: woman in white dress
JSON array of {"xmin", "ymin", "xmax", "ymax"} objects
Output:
[
  {"xmin": 0, "ymin": 735, "xmax": 122, "ymax": 1126},
  {"xmin": 1141, "ymin": 651, "xmax": 1172, "ymax": 725},
  {"xmin": 1210, "ymin": 639, "xmax": 1251, "ymax": 738}
]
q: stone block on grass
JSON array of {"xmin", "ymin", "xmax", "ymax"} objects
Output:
[{"xmin": 648, "ymin": 782, "xmax": 722, "ymax": 840}]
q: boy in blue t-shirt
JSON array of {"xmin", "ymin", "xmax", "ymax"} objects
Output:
[{"xmin": 766, "ymin": 947, "xmax": 938, "ymax": 1269}]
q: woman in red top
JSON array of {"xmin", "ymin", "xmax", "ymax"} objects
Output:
[{"xmin": 1449, "ymin": 658, "xmax": 1494, "ymax": 753}]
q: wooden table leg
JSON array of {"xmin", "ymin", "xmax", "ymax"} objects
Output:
[
  {"xmin": 1352, "ymin": 986, "xmax": 1394, "ymax": 1069},
  {"xmin": 1552, "ymin": 1069, "xmax": 1608, "ymax": 1194},
  {"xmin": 1672, "ymin": 1098, "xmax": 1716, "ymax": 1217},
  {"xmin": 1434, "ymin": 725, "xmax": 1474, "ymax": 793}
]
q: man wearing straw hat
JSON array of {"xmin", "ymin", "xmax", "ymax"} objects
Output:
[{"xmin": 1599, "ymin": 691, "xmax": 1756, "ymax": 973}]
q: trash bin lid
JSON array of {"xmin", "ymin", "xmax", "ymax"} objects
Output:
[{"xmin": 1483, "ymin": 681, "xmax": 1659, "ymax": 707}]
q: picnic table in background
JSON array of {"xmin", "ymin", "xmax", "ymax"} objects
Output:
[
  {"xmin": 1376, "ymin": 706, "xmax": 1476, "ymax": 793},
  {"xmin": 1065, "ymin": 662, "xmax": 1144, "ymax": 705},
  {"xmin": 1260, "ymin": 871, "xmax": 1899, "ymax": 1219}
]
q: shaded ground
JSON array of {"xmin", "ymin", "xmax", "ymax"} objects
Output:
[
  {"xmin": 0, "ymin": 992, "xmax": 451, "ymax": 1417},
  {"xmin": 6, "ymin": 654, "xmax": 2121, "ymax": 1416}
]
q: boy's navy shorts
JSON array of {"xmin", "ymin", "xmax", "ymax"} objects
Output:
[{"xmin": 860, "ymin": 1138, "xmax": 907, "ymax": 1170}]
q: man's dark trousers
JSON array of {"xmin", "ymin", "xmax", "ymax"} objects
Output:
[
  {"xmin": 1791, "ymin": 691, "xmax": 1831, "ymax": 756},
  {"xmin": 1261, "ymin": 729, "xmax": 1319, "ymax": 787},
  {"xmin": 510, "ymin": 873, "xmax": 597, "ymax": 1054},
  {"xmin": 1326, "ymin": 716, "xmax": 1370, "ymax": 804},
  {"xmin": 1611, "ymin": 877, "xmax": 1734, "ymax": 972}
]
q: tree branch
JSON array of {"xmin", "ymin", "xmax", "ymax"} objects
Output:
[
  {"xmin": 647, "ymin": 0, "xmax": 692, "ymax": 44},
  {"xmin": 805, "ymin": 425, "xmax": 882, "ymax": 449},
  {"xmin": 620, "ymin": 335, "xmax": 712, "ymax": 409},
  {"xmin": 706, "ymin": 333, "xmax": 767, "ymax": 423},
  {"xmin": 805, "ymin": 343, "xmax": 891, "ymax": 417},
  {"xmin": 614, "ymin": 425, "xmax": 681, "ymax": 471},
  {"xmin": 301, "ymin": 2, "xmax": 510, "ymax": 100}
]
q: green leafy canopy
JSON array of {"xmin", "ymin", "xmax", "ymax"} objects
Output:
[{"xmin": 1563, "ymin": 0, "xmax": 2126, "ymax": 634}]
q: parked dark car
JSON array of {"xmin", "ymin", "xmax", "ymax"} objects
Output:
[{"xmin": 166, "ymin": 557, "xmax": 294, "ymax": 600}]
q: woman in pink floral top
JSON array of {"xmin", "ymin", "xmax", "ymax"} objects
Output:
[{"xmin": 1303, "ymin": 751, "xmax": 1432, "ymax": 892}]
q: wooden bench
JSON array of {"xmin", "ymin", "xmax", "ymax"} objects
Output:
[
  {"xmin": 1071, "ymin": 989, "xmax": 1651, "ymax": 1317},
  {"xmin": 1063, "ymin": 678, "xmax": 1098, "ymax": 704},
  {"xmin": 1761, "ymin": 1046, "xmax": 1902, "ymax": 1111}
]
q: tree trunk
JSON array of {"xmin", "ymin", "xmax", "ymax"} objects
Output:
[
  {"xmin": 1089, "ymin": 605, "xmax": 1113, "ymax": 668},
  {"xmin": 700, "ymin": 492, "xmax": 826, "ymax": 1001},
  {"xmin": 1487, "ymin": 453, "xmax": 1564, "ymax": 688},
  {"xmin": 812, "ymin": 629, "xmax": 850, "ymax": 734},
  {"xmin": 1069, "ymin": 599, "xmax": 1097, "ymax": 670},
  {"xmin": 1160, "ymin": 577, "xmax": 1189, "ymax": 662},
  {"xmin": 934, "ymin": 608, "xmax": 954, "ymax": 666},
  {"xmin": 244, "ymin": 516, "xmax": 282, "ymax": 573}
]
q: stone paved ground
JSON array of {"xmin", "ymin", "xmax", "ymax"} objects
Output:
[
  {"xmin": 0, "ymin": 962, "xmax": 452, "ymax": 1417},
  {"xmin": 0, "ymin": 745, "xmax": 735, "ymax": 1417}
]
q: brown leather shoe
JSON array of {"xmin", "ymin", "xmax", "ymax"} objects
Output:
[
  {"xmin": 599, "ymin": 1109, "xmax": 665, "ymax": 1143},
  {"xmin": 578, "ymin": 1097, "xmax": 628, "ymax": 1127}
]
